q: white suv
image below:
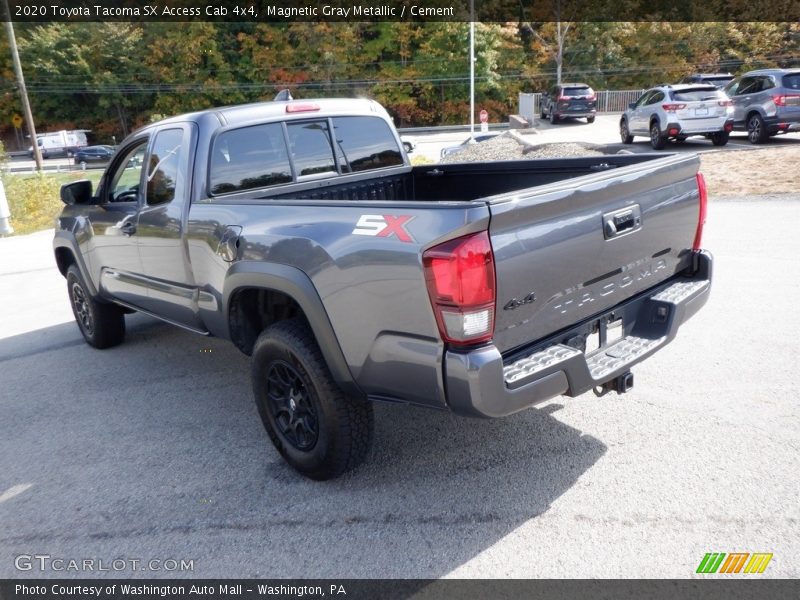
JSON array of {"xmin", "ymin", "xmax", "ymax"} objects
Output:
[{"xmin": 620, "ymin": 84, "xmax": 734, "ymax": 149}]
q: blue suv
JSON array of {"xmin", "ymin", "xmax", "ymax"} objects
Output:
[{"xmin": 725, "ymin": 68, "xmax": 800, "ymax": 143}]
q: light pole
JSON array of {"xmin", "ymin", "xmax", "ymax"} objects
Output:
[
  {"xmin": 469, "ymin": 0, "xmax": 475, "ymax": 140},
  {"xmin": 2, "ymin": 0, "xmax": 43, "ymax": 171}
]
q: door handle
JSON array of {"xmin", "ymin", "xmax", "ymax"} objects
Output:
[
  {"xmin": 120, "ymin": 222, "xmax": 136, "ymax": 236},
  {"xmin": 216, "ymin": 225, "xmax": 242, "ymax": 262}
]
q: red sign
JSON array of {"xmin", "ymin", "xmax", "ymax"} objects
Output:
[{"xmin": 479, "ymin": 109, "xmax": 488, "ymax": 123}]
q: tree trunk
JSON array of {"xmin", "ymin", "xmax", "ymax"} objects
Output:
[{"xmin": 116, "ymin": 103, "xmax": 128, "ymax": 138}]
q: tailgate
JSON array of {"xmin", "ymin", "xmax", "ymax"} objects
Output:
[{"xmin": 488, "ymin": 153, "xmax": 700, "ymax": 355}]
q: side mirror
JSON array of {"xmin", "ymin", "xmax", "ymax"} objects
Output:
[
  {"xmin": 60, "ymin": 180, "xmax": 93, "ymax": 205},
  {"xmin": 628, "ymin": 102, "xmax": 637, "ymax": 110}
]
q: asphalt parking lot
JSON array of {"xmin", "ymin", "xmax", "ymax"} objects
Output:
[{"xmin": 1, "ymin": 193, "xmax": 798, "ymax": 579}]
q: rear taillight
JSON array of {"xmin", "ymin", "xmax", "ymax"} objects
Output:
[
  {"xmin": 717, "ymin": 100, "xmax": 733, "ymax": 107},
  {"xmin": 773, "ymin": 94, "xmax": 800, "ymax": 107},
  {"xmin": 586, "ymin": 94, "xmax": 596, "ymax": 101},
  {"xmin": 423, "ymin": 231, "xmax": 495, "ymax": 345},
  {"xmin": 662, "ymin": 103, "xmax": 687, "ymax": 112},
  {"xmin": 693, "ymin": 172, "xmax": 708, "ymax": 251}
]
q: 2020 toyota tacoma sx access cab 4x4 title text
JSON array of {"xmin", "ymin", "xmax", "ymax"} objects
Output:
[{"xmin": 54, "ymin": 97, "xmax": 712, "ymax": 479}]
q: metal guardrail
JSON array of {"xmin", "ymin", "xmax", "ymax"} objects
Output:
[
  {"xmin": 519, "ymin": 90, "xmax": 646, "ymax": 122},
  {"xmin": 5, "ymin": 163, "xmax": 105, "ymax": 174}
]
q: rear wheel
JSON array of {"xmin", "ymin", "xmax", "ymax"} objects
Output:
[
  {"xmin": 66, "ymin": 265, "xmax": 126, "ymax": 349},
  {"xmin": 620, "ymin": 119, "xmax": 633, "ymax": 144},
  {"xmin": 710, "ymin": 131, "xmax": 729, "ymax": 146},
  {"xmin": 252, "ymin": 319, "xmax": 373, "ymax": 480},
  {"xmin": 747, "ymin": 113, "xmax": 768, "ymax": 144},
  {"xmin": 649, "ymin": 121, "xmax": 667, "ymax": 150}
]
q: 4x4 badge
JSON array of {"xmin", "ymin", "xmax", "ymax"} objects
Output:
[{"xmin": 503, "ymin": 292, "xmax": 536, "ymax": 310}]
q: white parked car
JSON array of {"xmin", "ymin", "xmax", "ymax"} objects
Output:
[{"xmin": 620, "ymin": 84, "xmax": 734, "ymax": 149}]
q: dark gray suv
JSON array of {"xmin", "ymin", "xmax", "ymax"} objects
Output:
[
  {"xmin": 725, "ymin": 68, "xmax": 800, "ymax": 143},
  {"xmin": 540, "ymin": 83, "xmax": 597, "ymax": 124}
]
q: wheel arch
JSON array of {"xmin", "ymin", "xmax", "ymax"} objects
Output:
[
  {"xmin": 746, "ymin": 108, "xmax": 766, "ymax": 123},
  {"xmin": 223, "ymin": 261, "xmax": 362, "ymax": 398},
  {"xmin": 53, "ymin": 232, "xmax": 99, "ymax": 296}
]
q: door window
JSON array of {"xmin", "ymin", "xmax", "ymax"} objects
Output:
[
  {"xmin": 736, "ymin": 77, "xmax": 759, "ymax": 95},
  {"xmin": 107, "ymin": 141, "xmax": 147, "ymax": 203},
  {"xmin": 634, "ymin": 91, "xmax": 653, "ymax": 108},
  {"xmin": 146, "ymin": 128, "xmax": 184, "ymax": 206},
  {"xmin": 647, "ymin": 91, "xmax": 665, "ymax": 104}
]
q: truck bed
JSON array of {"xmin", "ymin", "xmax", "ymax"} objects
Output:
[{"xmin": 263, "ymin": 153, "xmax": 671, "ymax": 204}]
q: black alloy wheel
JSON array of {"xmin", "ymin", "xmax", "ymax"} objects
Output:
[{"xmin": 265, "ymin": 360, "xmax": 319, "ymax": 451}]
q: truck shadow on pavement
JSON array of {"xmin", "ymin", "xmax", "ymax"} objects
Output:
[{"xmin": 0, "ymin": 315, "xmax": 606, "ymax": 579}]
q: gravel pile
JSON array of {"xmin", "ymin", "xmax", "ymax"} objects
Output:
[{"xmin": 439, "ymin": 133, "xmax": 603, "ymax": 163}]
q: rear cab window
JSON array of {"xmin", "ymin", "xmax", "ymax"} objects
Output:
[
  {"xmin": 209, "ymin": 123, "xmax": 292, "ymax": 195},
  {"xmin": 331, "ymin": 116, "xmax": 403, "ymax": 173},
  {"xmin": 209, "ymin": 115, "xmax": 403, "ymax": 196}
]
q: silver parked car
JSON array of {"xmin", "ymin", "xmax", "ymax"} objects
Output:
[
  {"xmin": 724, "ymin": 68, "xmax": 800, "ymax": 144},
  {"xmin": 620, "ymin": 84, "xmax": 734, "ymax": 149}
]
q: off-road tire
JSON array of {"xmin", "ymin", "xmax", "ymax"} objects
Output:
[
  {"xmin": 66, "ymin": 265, "xmax": 125, "ymax": 349},
  {"xmin": 251, "ymin": 319, "xmax": 373, "ymax": 480}
]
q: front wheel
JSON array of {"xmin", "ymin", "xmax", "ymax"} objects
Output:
[
  {"xmin": 747, "ymin": 114, "xmax": 768, "ymax": 144},
  {"xmin": 620, "ymin": 119, "xmax": 633, "ymax": 144},
  {"xmin": 66, "ymin": 265, "xmax": 126, "ymax": 349},
  {"xmin": 650, "ymin": 121, "xmax": 667, "ymax": 150},
  {"xmin": 587, "ymin": 115, "xmax": 595, "ymax": 124},
  {"xmin": 252, "ymin": 319, "xmax": 374, "ymax": 480},
  {"xmin": 710, "ymin": 131, "xmax": 729, "ymax": 146}
]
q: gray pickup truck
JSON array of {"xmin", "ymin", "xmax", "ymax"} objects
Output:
[{"xmin": 54, "ymin": 97, "xmax": 712, "ymax": 479}]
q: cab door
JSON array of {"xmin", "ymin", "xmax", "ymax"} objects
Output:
[
  {"xmin": 135, "ymin": 123, "xmax": 205, "ymax": 331},
  {"xmin": 629, "ymin": 91, "xmax": 653, "ymax": 133},
  {"xmin": 730, "ymin": 76, "xmax": 758, "ymax": 126},
  {"xmin": 84, "ymin": 138, "xmax": 150, "ymax": 307}
]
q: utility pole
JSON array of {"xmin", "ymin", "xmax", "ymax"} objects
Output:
[{"xmin": 3, "ymin": 0, "xmax": 43, "ymax": 171}]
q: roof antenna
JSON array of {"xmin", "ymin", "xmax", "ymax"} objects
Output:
[{"xmin": 273, "ymin": 89, "xmax": 293, "ymax": 102}]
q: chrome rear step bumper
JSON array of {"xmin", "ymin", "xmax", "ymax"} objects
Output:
[{"xmin": 445, "ymin": 251, "xmax": 712, "ymax": 418}]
